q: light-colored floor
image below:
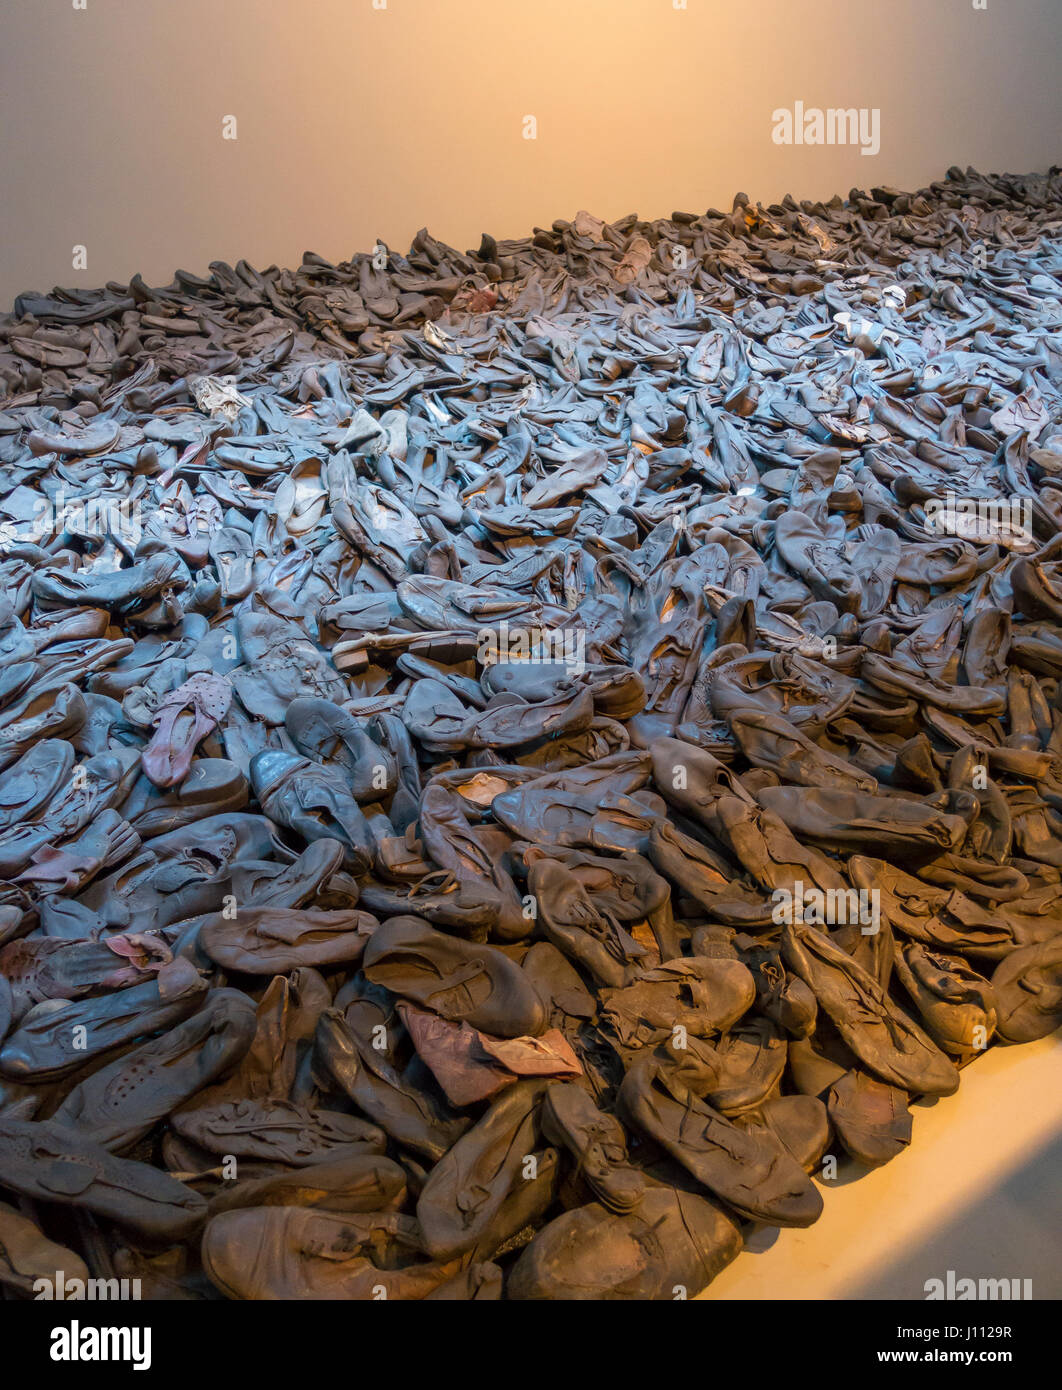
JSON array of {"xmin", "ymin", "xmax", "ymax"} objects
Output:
[{"xmin": 701, "ymin": 1032, "xmax": 1062, "ymax": 1300}]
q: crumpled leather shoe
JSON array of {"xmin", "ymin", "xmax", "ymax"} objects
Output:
[
  {"xmin": 528, "ymin": 855, "xmax": 646, "ymax": 988},
  {"xmin": 171, "ymin": 1097, "xmax": 386, "ymax": 1167},
  {"xmin": 416, "ymin": 1079, "xmax": 548, "ymax": 1260},
  {"xmin": 602, "ymin": 957, "xmax": 755, "ymax": 1052},
  {"xmin": 250, "ymin": 749, "xmax": 375, "ymax": 873},
  {"xmin": 201, "ymin": 907, "xmax": 377, "ymax": 974},
  {"xmin": 733, "ymin": 1094, "xmax": 830, "ymax": 1173},
  {"xmin": 285, "ymin": 696, "xmax": 398, "ymax": 804},
  {"xmin": 52, "ymin": 988, "xmax": 257, "ymax": 1151},
  {"xmin": 741, "ymin": 942, "xmax": 818, "ymax": 1037},
  {"xmin": 849, "ymin": 855, "xmax": 1015, "ymax": 957},
  {"xmin": 0, "ymin": 1116, "xmax": 206, "ymax": 1240},
  {"xmin": 728, "ymin": 707, "xmax": 877, "ymax": 793},
  {"xmin": 662, "ymin": 1017, "xmax": 788, "ymax": 1116},
  {"xmin": 541, "ymin": 1081, "xmax": 645, "ymax": 1212},
  {"xmin": 121, "ymin": 758, "xmax": 249, "ymax": 838},
  {"xmin": 827, "ymin": 1069, "xmax": 913, "ymax": 1168},
  {"xmin": 202, "ymin": 1207, "xmax": 461, "ymax": 1300},
  {"xmin": 313, "ymin": 1002, "xmax": 469, "ymax": 1161},
  {"xmin": 758, "ymin": 784, "xmax": 967, "ymax": 857},
  {"xmin": 508, "ymin": 1184, "xmax": 741, "ymax": 1300},
  {"xmin": 782, "ymin": 919, "xmax": 960, "ymax": 1097},
  {"xmin": 0, "ymin": 971, "xmax": 208, "ymax": 1082},
  {"xmin": 141, "ymin": 673, "xmax": 231, "ymax": 789},
  {"xmin": 619, "ymin": 1055, "xmax": 823, "ymax": 1227},
  {"xmin": 990, "ymin": 937, "xmax": 1062, "ymax": 1042},
  {"xmin": 206, "ymin": 1154, "xmax": 407, "ymax": 1217},
  {"xmin": 362, "ymin": 915, "xmax": 547, "ymax": 1037},
  {"xmin": 0, "ymin": 1199, "xmax": 90, "ymax": 1295},
  {"xmin": 893, "ymin": 942, "xmax": 997, "ymax": 1054}
]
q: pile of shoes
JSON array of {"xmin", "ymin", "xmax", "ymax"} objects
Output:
[{"xmin": 1, "ymin": 164, "xmax": 1062, "ymax": 1300}]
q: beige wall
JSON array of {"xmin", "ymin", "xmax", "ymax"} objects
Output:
[{"xmin": 1, "ymin": 0, "xmax": 1059, "ymax": 306}]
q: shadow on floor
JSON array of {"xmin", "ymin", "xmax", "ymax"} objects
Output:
[{"xmin": 847, "ymin": 1128, "xmax": 1062, "ymax": 1300}]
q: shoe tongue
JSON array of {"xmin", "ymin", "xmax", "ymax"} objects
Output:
[{"xmin": 607, "ymin": 916, "xmax": 646, "ymax": 964}]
